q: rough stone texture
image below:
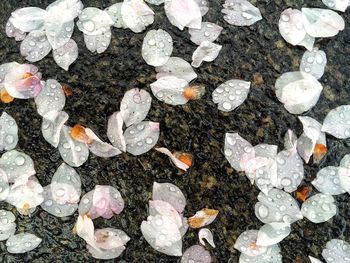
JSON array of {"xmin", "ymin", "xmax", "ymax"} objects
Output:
[{"xmin": 0, "ymin": 0, "xmax": 349, "ymax": 262}]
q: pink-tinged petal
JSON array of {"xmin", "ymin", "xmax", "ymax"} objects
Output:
[
  {"xmin": 188, "ymin": 208, "xmax": 219, "ymax": 228},
  {"xmin": 155, "ymin": 147, "xmax": 190, "ymax": 171},
  {"xmin": 322, "ymin": 239, "xmax": 350, "ymax": 263},
  {"xmin": 107, "ymin": 111, "xmax": 126, "ymax": 152},
  {"xmin": 152, "ymin": 182, "xmax": 186, "ymax": 213},
  {"xmin": 77, "ymin": 8, "xmax": 114, "ymax": 35},
  {"xmin": 5, "ymin": 20, "xmax": 26, "ymax": 41},
  {"xmin": 151, "ymin": 76, "xmax": 189, "ymax": 105},
  {"xmin": 194, "ymin": 0, "xmax": 209, "ymax": 16},
  {"xmin": 279, "ymin": 9, "xmax": 307, "ymax": 46},
  {"xmin": 121, "ymin": 0, "xmax": 155, "ymax": 33},
  {"xmin": 302, "ymin": 8, "xmax": 345, "ymax": 38},
  {"xmin": 85, "ymin": 128, "xmax": 122, "ymax": 158},
  {"xmin": 42, "ymin": 111, "xmax": 69, "ymax": 148},
  {"xmin": 256, "ymin": 223, "xmax": 291, "ymax": 247},
  {"xmin": 322, "ymin": 105, "xmax": 350, "ymax": 139},
  {"xmin": 6, "ymin": 233, "xmax": 42, "ymax": 254},
  {"xmin": 189, "ymin": 22, "xmax": 223, "ymax": 45},
  {"xmin": 20, "ymin": 30, "xmax": 51, "ymax": 62},
  {"xmin": 191, "ymin": 41, "xmax": 222, "ymax": 68},
  {"xmin": 9, "ymin": 7, "xmax": 47, "ymax": 32},
  {"xmin": 0, "ymin": 112, "xmax": 18, "ymax": 151},
  {"xmin": 181, "ymin": 245, "xmax": 211, "ymax": 263},
  {"xmin": 222, "ymin": 0, "xmax": 262, "ymax": 26},
  {"xmin": 149, "ymin": 200, "xmax": 183, "ymax": 227},
  {"xmin": 120, "ymin": 88, "xmax": 152, "ymax": 127},
  {"xmin": 199, "ymin": 228, "xmax": 215, "ymax": 248},
  {"xmin": 83, "ymin": 31, "xmax": 111, "ymax": 54},
  {"xmin": 155, "ymin": 57, "xmax": 197, "ymax": 83},
  {"xmin": 234, "ymin": 230, "xmax": 267, "ymax": 256},
  {"xmin": 322, "ymin": 0, "xmax": 349, "ymax": 12},
  {"xmin": 0, "ymin": 210, "xmax": 16, "ymax": 241},
  {"xmin": 76, "ymin": 214, "xmax": 100, "ymax": 251},
  {"xmin": 53, "ymin": 39, "xmax": 78, "ymax": 71},
  {"xmin": 164, "ymin": 0, "xmax": 202, "ymax": 30}
]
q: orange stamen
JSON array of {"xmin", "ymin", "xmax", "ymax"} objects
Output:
[
  {"xmin": 22, "ymin": 72, "xmax": 33, "ymax": 79},
  {"xmin": 203, "ymin": 208, "xmax": 219, "ymax": 217},
  {"xmin": 295, "ymin": 186, "xmax": 312, "ymax": 202},
  {"xmin": 71, "ymin": 124, "xmax": 91, "ymax": 144},
  {"xmin": 0, "ymin": 89, "xmax": 14, "ymax": 103},
  {"xmin": 183, "ymin": 85, "xmax": 205, "ymax": 101},
  {"xmin": 188, "ymin": 217, "xmax": 205, "ymax": 229},
  {"xmin": 62, "ymin": 84, "xmax": 73, "ymax": 97},
  {"xmin": 313, "ymin": 143, "xmax": 327, "ymax": 164},
  {"xmin": 174, "ymin": 152, "xmax": 193, "ymax": 167}
]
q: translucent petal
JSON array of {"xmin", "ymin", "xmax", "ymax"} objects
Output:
[
  {"xmin": 199, "ymin": 228, "xmax": 215, "ymax": 248},
  {"xmin": 155, "ymin": 57, "xmax": 197, "ymax": 82},
  {"xmin": 301, "ymin": 193, "xmax": 337, "ymax": 223},
  {"xmin": 322, "ymin": 105, "xmax": 350, "ymax": 139},
  {"xmin": 0, "ymin": 62, "xmax": 19, "ymax": 90},
  {"xmin": 107, "ymin": 111, "xmax": 126, "ymax": 152},
  {"xmin": 44, "ymin": 18, "xmax": 74, "ymax": 50},
  {"xmin": 234, "ymin": 230, "xmax": 267, "ymax": 257},
  {"xmin": 256, "ymin": 223, "xmax": 291, "ymax": 247},
  {"xmin": 84, "ymin": 31, "xmax": 111, "ymax": 54},
  {"xmin": 188, "ymin": 208, "xmax": 219, "ymax": 228},
  {"xmin": 312, "ymin": 166, "xmax": 347, "ymax": 195},
  {"xmin": 222, "ymin": 0, "xmax": 262, "ymax": 26},
  {"xmin": 106, "ymin": 3, "xmax": 126, "ymax": 28},
  {"xmin": 124, "ymin": 121, "xmax": 160, "ymax": 156},
  {"xmin": 322, "ymin": 0, "xmax": 349, "ymax": 12},
  {"xmin": 224, "ymin": 133, "xmax": 254, "ymax": 172},
  {"xmin": 9, "ymin": 7, "xmax": 47, "ymax": 32},
  {"xmin": 194, "ymin": 0, "xmax": 209, "ymax": 16},
  {"xmin": 300, "ymin": 48, "xmax": 327, "ymax": 80},
  {"xmin": 278, "ymin": 9, "xmax": 307, "ymax": 46},
  {"xmin": 141, "ymin": 215, "xmax": 182, "ymax": 256},
  {"xmin": 150, "ymin": 76, "xmax": 189, "ymax": 105},
  {"xmin": 0, "ymin": 210, "xmax": 16, "ymax": 241},
  {"xmin": 20, "ymin": 30, "xmax": 51, "ymax": 62},
  {"xmin": 299, "ymin": 116, "xmax": 325, "ymax": 142},
  {"xmin": 149, "ymin": 200, "xmax": 183, "ymax": 227},
  {"xmin": 77, "ymin": 8, "xmax": 114, "ymax": 35},
  {"xmin": 298, "ymin": 34, "xmax": 315, "ymax": 51},
  {"xmin": 121, "ymin": 0, "xmax": 155, "ymax": 33},
  {"xmin": 58, "ymin": 125, "xmax": 89, "ymax": 167},
  {"xmin": 302, "ymin": 8, "xmax": 345, "ymax": 38},
  {"xmin": 52, "ymin": 162, "xmax": 81, "ymax": 196},
  {"xmin": 6, "ymin": 233, "xmax": 42, "ymax": 254},
  {"xmin": 142, "ymin": 29, "xmax": 173, "ymax": 67},
  {"xmin": 189, "ymin": 22, "xmax": 223, "ymax": 45},
  {"xmin": 0, "ymin": 112, "xmax": 18, "ymax": 151},
  {"xmin": 181, "ymin": 245, "xmax": 211, "ymax": 263},
  {"xmin": 5, "ymin": 20, "xmax": 26, "ymax": 41},
  {"xmin": 191, "ymin": 41, "xmax": 222, "ymax": 68},
  {"xmin": 322, "ymin": 239, "xmax": 350, "ymax": 263},
  {"xmin": 212, "ymin": 79, "xmax": 250, "ymax": 112},
  {"xmin": 164, "ymin": 0, "xmax": 202, "ymax": 30},
  {"xmin": 152, "ymin": 182, "xmax": 186, "ymax": 213},
  {"xmin": 340, "ymin": 154, "xmax": 350, "ymax": 169},
  {"xmin": 91, "ymin": 185, "xmax": 124, "ymax": 219},
  {"xmin": 53, "ymin": 39, "xmax": 78, "ymax": 71},
  {"xmin": 155, "ymin": 147, "xmax": 190, "ymax": 171},
  {"xmin": 41, "ymin": 111, "xmax": 69, "ymax": 148},
  {"xmin": 50, "ymin": 181, "xmax": 80, "ymax": 205},
  {"xmin": 85, "ymin": 128, "xmax": 121, "ymax": 158},
  {"xmin": 254, "ymin": 188, "xmax": 303, "ymax": 224},
  {"xmin": 309, "ymin": 256, "xmax": 323, "ymax": 263},
  {"xmin": 120, "ymin": 88, "xmax": 152, "ymax": 127},
  {"xmin": 275, "ymin": 71, "xmax": 323, "ymax": 114},
  {"xmin": 239, "ymin": 245, "xmax": 282, "ymax": 263}
]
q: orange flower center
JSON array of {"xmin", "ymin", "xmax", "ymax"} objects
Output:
[
  {"xmin": 0, "ymin": 89, "xmax": 14, "ymax": 103},
  {"xmin": 71, "ymin": 124, "xmax": 91, "ymax": 144}
]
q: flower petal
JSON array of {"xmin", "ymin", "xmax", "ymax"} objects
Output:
[
  {"xmin": 53, "ymin": 39, "xmax": 78, "ymax": 71},
  {"xmin": 155, "ymin": 147, "xmax": 190, "ymax": 171},
  {"xmin": 155, "ymin": 57, "xmax": 197, "ymax": 82},
  {"xmin": 234, "ymin": 230, "xmax": 267, "ymax": 256},
  {"xmin": 322, "ymin": 0, "xmax": 349, "ymax": 12},
  {"xmin": 77, "ymin": 8, "xmax": 114, "ymax": 35},
  {"xmin": 188, "ymin": 208, "xmax": 219, "ymax": 228},
  {"xmin": 5, "ymin": 20, "xmax": 26, "ymax": 41},
  {"xmin": 149, "ymin": 200, "xmax": 183, "ymax": 227},
  {"xmin": 20, "ymin": 30, "xmax": 51, "ymax": 62},
  {"xmin": 0, "ymin": 210, "xmax": 16, "ymax": 241},
  {"xmin": 85, "ymin": 128, "xmax": 122, "ymax": 158},
  {"xmin": 83, "ymin": 31, "xmax": 111, "ymax": 54},
  {"xmin": 42, "ymin": 111, "xmax": 69, "ymax": 148},
  {"xmin": 322, "ymin": 105, "xmax": 350, "ymax": 139},
  {"xmin": 181, "ymin": 245, "xmax": 211, "ymax": 263},
  {"xmin": 309, "ymin": 256, "xmax": 323, "ymax": 263},
  {"xmin": 106, "ymin": 3, "xmax": 126, "ymax": 28},
  {"xmin": 52, "ymin": 163, "xmax": 81, "ymax": 193},
  {"xmin": 195, "ymin": 0, "xmax": 209, "ymax": 16},
  {"xmin": 199, "ymin": 228, "xmax": 215, "ymax": 248},
  {"xmin": 146, "ymin": 0, "xmax": 165, "ymax": 5},
  {"xmin": 322, "ymin": 239, "xmax": 350, "ymax": 263},
  {"xmin": 189, "ymin": 22, "xmax": 223, "ymax": 45},
  {"xmin": 107, "ymin": 111, "xmax": 126, "ymax": 152},
  {"xmin": 151, "ymin": 76, "xmax": 189, "ymax": 105},
  {"xmin": 191, "ymin": 41, "xmax": 222, "ymax": 68},
  {"xmin": 6, "ymin": 233, "xmax": 42, "ymax": 254},
  {"xmin": 46, "ymin": 0, "xmax": 83, "ymax": 21},
  {"xmin": 256, "ymin": 223, "xmax": 291, "ymax": 247},
  {"xmin": 300, "ymin": 48, "xmax": 327, "ymax": 80},
  {"xmin": 152, "ymin": 182, "xmax": 186, "ymax": 213},
  {"xmin": 76, "ymin": 214, "xmax": 100, "ymax": 250},
  {"xmin": 121, "ymin": 0, "xmax": 155, "ymax": 33},
  {"xmin": 0, "ymin": 112, "xmax": 18, "ymax": 151},
  {"xmin": 9, "ymin": 7, "xmax": 47, "ymax": 32},
  {"xmin": 44, "ymin": 18, "xmax": 74, "ymax": 50},
  {"xmin": 301, "ymin": 193, "xmax": 337, "ymax": 223},
  {"xmin": 222, "ymin": 0, "xmax": 262, "ymax": 26},
  {"xmin": 239, "ymin": 245, "xmax": 282, "ymax": 263},
  {"xmin": 312, "ymin": 166, "xmax": 347, "ymax": 195}
]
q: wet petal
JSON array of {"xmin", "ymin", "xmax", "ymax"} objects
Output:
[
  {"xmin": 58, "ymin": 125, "xmax": 89, "ymax": 167},
  {"xmin": 322, "ymin": 239, "xmax": 350, "ymax": 263},
  {"xmin": 44, "ymin": 16, "xmax": 75, "ymax": 50},
  {"xmin": 195, "ymin": 0, "xmax": 209, "ymax": 16},
  {"xmin": 255, "ymin": 188, "xmax": 303, "ymax": 224},
  {"xmin": 155, "ymin": 57, "xmax": 197, "ymax": 82},
  {"xmin": 52, "ymin": 162, "xmax": 81, "ymax": 199},
  {"xmin": 9, "ymin": 7, "xmax": 47, "ymax": 32},
  {"xmin": 152, "ymin": 182, "xmax": 186, "ymax": 213},
  {"xmin": 142, "ymin": 29, "xmax": 173, "ymax": 67},
  {"xmin": 199, "ymin": 228, "xmax": 215, "ymax": 248},
  {"xmin": 84, "ymin": 31, "xmax": 111, "ymax": 54},
  {"xmin": 234, "ymin": 230, "xmax": 267, "ymax": 256},
  {"xmin": 181, "ymin": 245, "xmax": 211, "ymax": 263},
  {"xmin": 322, "ymin": 105, "xmax": 350, "ymax": 139},
  {"xmin": 53, "ymin": 39, "xmax": 78, "ymax": 71},
  {"xmin": 5, "ymin": 20, "xmax": 26, "ymax": 41},
  {"xmin": 6, "ymin": 233, "xmax": 42, "ymax": 254},
  {"xmin": 0, "ymin": 112, "xmax": 18, "ymax": 151},
  {"xmin": 0, "ymin": 169, "xmax": 9, "ymax": 201},
  {"xmin": 340, "ymin": 154, "xmax": 350, "ymax": 169},
  {"xmin": 124, "ymin": 121, "xmax": 160, "ymax": 156},
  {"xmin": 46, "ymin": 0, "xmax": 83, "ymax": 21},
  {"xmin": 212, "ymin": 79, "xmax": 250, "ymax": 112},
  {"xmin": 188, "ymin": 208, "xmax": 219, "ymax": 228},
  {"xmin": 302, "ymin": 8, "xmax": 345, "ymax": 38},
  {"xmin": 151, "ymin": 76, "xmax": 189, "ymax": 105},
  {"xmin": 164, "ymin": 0, "xmax": 202, "ymax": 30},
  {"xmin": 300, "ymin": 48, "xmax": 327, "ymax": 80},
  {"xmin": 149, "ymin": 200, "xmax": 183, "ymax": 227},
  {"xmin": 155, "ymin": 147, "xmax": 191, "ymax": 171},
  {"xmin": 191, "ymin": 41, "xmax": 222, "ymax": 68},
  {"xmin": 322, "ymin": 0, "xmax": 349, "ymax": 12},
  {"xmin": 189, "ymin": 22, "xmax": 223, "ymax": 45},
  {"xmin": 275, "ymin": 71, "xmax": 323, "ymax": 114},
  {"xmin": 77, "ymin": 8, "xmax": 114, "ymax": 35},
  {"xmin": 121, "ymin": 0, "xmax": 155, "ymax": 33},
  {"xmin": 239, "ymin": 245, "xmax": 282, "ymax": 263},
  {"xmin": 41, "ymin": 111, "xmax": 69, "ymax": 148},
  {"xmin": 312, "ymin": 166, "xmax": 347, "ymax": 195},
  {"xmin": 76, "ymin": 214, "xmax": 100, "ymax": 250},
  {"xmin": 120, "ymin": 88, "xmax": 152, "ymax": 127},
  {"xmin": 85, "ymin": 128, "xmax": 121, "ymax": 158},
  {"xmin": 0, "ymin": 62, "xmax": 19, "ymax": 90},
  {"xmin": 0, "ymin": 210, "xmax": 16, "ymax": 241},
  {"xmin": 256, "ymin": 223, "xmax": 291, "ymax": 247},
  {"xmin": 301, "ymin": 193, "xmax": 337, "ymax": 223},
  {"xmin": 222, "ymin": 0, "xmax": 262, "ymax": 26},
  {"xmin": 106, "ymin": 3, "xmax": 126, "ymax": 28},
  {"xmin": 107, "ymin": 111, "xmax": 126, "ymax": 152},
  {"xmin": 20, "ymin": 30, "xmax": 51, "ymax": 62},
  {"xmin": 309, "ymin": 256, "xmax": 323, "ymax": 263}
]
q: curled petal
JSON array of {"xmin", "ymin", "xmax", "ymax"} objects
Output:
[
  {"xmin": 121, "ymin": 0, "xmax": 155, "ymax": 33},
  {"xmin": 107, "ymin": 111, "xmax": 126, "ymax": 152},
  {"xmin": 6, "ymin": 233, "xmax": 42, "ymax": 254},
  {"xmin": 84, "ymin": 31, "xmax": 111, "ymax": 54},
  {"xmin": 85, "ymin": 128, "xmax": 121, "ymax": 158},
  {"xmin": 234, "ymin": 230, "xmax": 267, "ymax": 257},
  {"xmin": 0, "ymin": 210, "xmax": 16, "ymax": 241},
  {"xmin": 77, "ymin": 8, "xmax": 114, "ymax": 35},
  {"xmin": 301, "ymin": 193, "xmax": 337, "ymax": 223},
  {"xmin": 191, "ymin": 41, "xmax": 222, "ymax": 68},
  {"xmin": 199, "ymin": 228, "xmax": 215, "ymax": 248},
  {"xmin": 151, "ymin": 76, "xmax": 189, "ymax": 105},
  {"xmin": 322, "ymin": 105, "xmax": 350, "ymax": 139},
  {"xmin": 0, "ymin": 112, "xmax": 18, "ymax": 151},
  {"xmin": 9, "ymin": 7, "xmax": 47, "ymax": 32},
  {"xmin": 5, "ymin": 20, "xmax": 26, "ymax": 41},
  {"xmin": 189, "ymin": 22, "xmax": 223, "ymax": 45},
  {"xmin": 222, "ymin": 0, "xmax": 262, "ymax": 26},
  {"xmin": 256, "ymin": 223, "xmax": 291, "ymax": 247},
  {"xmin": 300, "ymin": 48, "xmax": 327, "ymax": 80},
  {"xmin": 322, "ymin": 239, "xmax": 350, "ymax": 263},
  {"xmin": 155, "ymin": 147, "xmax": 191, "ymax": 171},
  {"xmin": 20, "ymin": 30, "xmax": 51, "ymax": 62},
  {"xmin": 188, "ymin": 208, "xmax": 219, "ymax": 228},
  {"xmin": 155, "ymin": 57, "xmax": 197, "ymax": 82},
  {"xmin": 42, "ymin": 111, "xmax": 69, "ymax": 148},
  {"xmin": 76, "ymin": 214, "xmax": 100, "ymax": 251},
  {"xmin": 152, "ymin": 182, "xmax": 186, "ymax": 213},
  {"xmin": 181, "ymin": 245, "xmax": 211, "ymax": 263},
  {"xmin": 53, "ymin": 39, "xmax": 78, "ymax": 71}
]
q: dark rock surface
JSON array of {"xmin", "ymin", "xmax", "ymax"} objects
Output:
[{"xmin": 0, "ymin": 0, "xmax": 349, "ymax": 262}]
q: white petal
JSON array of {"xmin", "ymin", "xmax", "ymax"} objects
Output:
[
  {"xmin": 194, "ymin": 0, "xmax": 209, "ymax": 16},
  {"xmin": 41, "ymin": 111, "xmax": 69, "ymax": 148},
  {"xmin": 121, "ymin": 0, "xmax": 155, "ymax": 33},
  {"xmin": 322, "ymin": 239, "xmax": 350, "ymax": 263},
  {"xmin": 0, "ymin": 112, "xmax": 18, "ymax": 151},
  {"xmin": 199, "ymin": 228, "xmax": 215, "ymax": 248},
  {"xmin": 275, "ymin": 71, "xmax": 323, "ymax": 114},
  {"xmin": 46, "ymin": 0, "xmax": 83, "ymax": 21},
  {"xmin": 58, "ymin": 125, "xmax": 89, "ymax": 167},
  {"xmin": 20, "ymin": 30, "xmax": 51, "ymax": 62},
  {"xmin": 340, "ymin": 154, "xmax": 350, "ymax": 169},
  {"xmin": 164, "ymin": 0, "xmax": 202, "ymax": 30},
  {"xmin": 53, "ymin": 39, "xmax": 78, "ymax": 71},
  {"xmin": 301, "ymin": 193, "xmax": 337, "ymax": 223},
  {"xmin": 181, "ymin": 245, "xmax": 211, "ymax": 263},
  {"xmin": 52, "ymin": 163, "xmax": 81, "ymax": 190},
  {"xmin": 84, "ymin": 31, "xmax": 111, "ymax": 54},
  {"xmin": 124, "ymin": 121, "xmax": 160, "ymax": 155},
  {"xmin": 312, "ymin": 166, "xmax": 347, "ymax": 195},
  {"xmin": 189, "ymin": 22, "xmax": 223, "ymax": 45},
  {"xmin": 279, "ymin": 9, "xmax": 308, "ymax": 46},
  {"xmin": 85, "ymin": 128, "xmax": 121, "ymax": 158},
  {"xmin": 146, "ymin": 0, "xmax": 165, "ymax": 5},
  {"xmin": 309, "ymin": 256, "xmax": 323, "ymax": 263},
  {"xmin": 0, "ymin": 62, "xmax": 19, "ymax": 90},
  {"xmin": 9, "ymin": 7, "xmax": 47, "ymax": 32},
  {"xmin": 234, "ymin": 230, "xmax": 267, "ymax": 256},
  {"xmin": 239, "ymin": 245, "xmax": 282, "ymax": 263},
  {"xmin": 0, "ymin": 169, "xmax": 9, "ymax": 201},
  {"xmin": 299, "ymin": 116, "xmax": 324, "ymax": 142},
  {"xmin": 142, "ymin": 29, "xmax": 173, "ymax": 67},
  {"xmin": 155, "ymin": 57, "xmax": 197, "ymax": 82},
  {"xmin": 5, "ymin": 20, "xmax": 26, "ymax": 41},
  {"xmin": 302, "ymin": 8, "xmax": 345, "ymax": 38},
  {"xmin": 322, "ymin": 0, "xmax": 349, "ymax": 12},
  {"xmin": 0, "ymin": 210, "xmax": 16, "ymax": 241},
  {"xmin": 256, "ymin": 223, "xmax": 291, "ymax": 247},
  {"xmin": 120, "ymin": 88, "xmax": 152, "ymax": 127},
  {"xmin": 149, "ymin": 200, "xmax": 183, "ymax": 227},
  {"xmin": 300, "ymin": 48, "xmax": 327, "ymax": 79},
  {"xmin": 212, "ymin": 79, "xmax": 250, "ymax": 112},
  {"xmin": 6, "ymin": 233, "xmax": 42, "ymax": 253},
  {"xmin": 155, "ymin": 147, "xmax": 190, "ymax": 171},
  {"xmin": 152, "ymin": 182, "xmax": 186, "ymax": 213},
  {"xmin": 76, "ymin": 214, "xmax": 100, "ymax": 250},
  {"xmin": 222, "ymin": 0, "xmax": 262, "ymax": 26},
  {"xmin": 322, "ymin": 105, "xmax": 350, "ymax": 139},
  {"xmin": 191, "ymin": 41, "xmax": 222, "ymax": 68},
  {"xmin": 107, "ymin": 111, "xmax": 126, "ymax": 152},
  {"xmin": 150, "ymin": 76, "xmax": 189, "ymax": 105},
  {"xmin": 44, "ymin": 18, "xmax": 74, "ymax": 50},
  {"xmin": 77, "ymin": 8, "xmax": 114, "ymax": 35},
  {"xmin": 106, "ymin": 3, "xmax": 126, "ymax": 28}
]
